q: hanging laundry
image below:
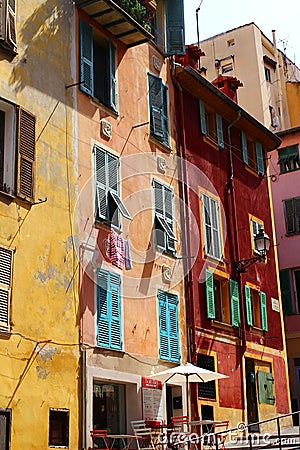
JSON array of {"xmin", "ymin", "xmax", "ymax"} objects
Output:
[
  {"xmin": 124, "ymin": 240, "xmax": 132, "ymax": 270},
  {"xmin": 107, "ymin": 228, "xmax": 124, "ymax": 270}
]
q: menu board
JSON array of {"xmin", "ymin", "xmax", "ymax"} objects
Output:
[{"xmin": 142, "ymin": 377, "xmax": 163, "ymax": 423}]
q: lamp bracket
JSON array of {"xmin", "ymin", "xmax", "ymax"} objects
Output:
[{"xmin": 234, "ymin": 255, "xmax": 264, "ymax": 274}]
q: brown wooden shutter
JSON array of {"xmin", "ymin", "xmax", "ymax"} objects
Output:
[
  {"xmin": 17, "ymin": 107, "xmax": 36, "ymax": 201},
  {"xmin": 0, "ymin": 246, "xmax": 13, "ymax": 330},
  {"xmin": 7, "ymin": 0, "xmax": 16, "ymax": 47}
]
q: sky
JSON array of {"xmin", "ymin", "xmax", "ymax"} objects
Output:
[{"xmin": 183, "ymin": 0, "xmax": 300, "ymax": 66}]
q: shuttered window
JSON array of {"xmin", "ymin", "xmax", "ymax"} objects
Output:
[
  {"xmin": 251, "ymin": 218, "xmax": 263, "ymax": 254},
  {"xmin": 205, "ymin": 269, "xmax": 240, "ymax": 326},
  {"xmin": 257, "ymin": 371, "xmax": 275, "ymax": 405},
  {"xmin": 165, "ymin": 0, "xmax": 185, "ymax": 56},
  {"xmin": 153, "ymin": 179, "xmax": 175, "ymax": 254},
  {"xmin": 0, "ymin": 246, "xmax": 13, "ymax": 331},
  {"xmin": 0, "ymin": 0, "xmax": 17, "ymax": 51},
  {"xmin": 279, "ymin": 269, "xmax": 293, "ymax": 315},
  {"xmin": 148, "ymin": 74, "xmax": 169, "ymax": 146},
  {"xmin": 0, "ymin": 409, "xmax": 12, "ymax": 450},
  {"xmin": 17, "ymin": 108, "xmax": 36, "ymax": 201},
  {"xmin": 158, "ymin": 290, "xmax": 180, "ymax": 362},
  {"xmin": 197, "ymin": 354, "xmax": 216, "ymax": 399},
  {"xmin": 240, "ymin": 131, "xmax": 265, "ymax": 175},
  {"xmin": 245, "ymin": 286, "xmax": 268, "ymax": 331},
  {"xmin": 199, "ymin": 100, "xmax": 224, "ymax": 148},
  {"xmin": 201, "ymin": 193, "xmax": 222, "ymax": 260},
  {"xmin": 278, "ymin": 144, "xmax": 300, "ymax": 174},
  {"xmin": 96, "ymin": 269, "xmax": 122, "ymax": 350},
  {"xmin": 283, "ymin": 197, "xmax": 300, "ymax": 235},
  {"xmin": 79, "ymin": 19, "xmax": 117, "ymax": 112}
]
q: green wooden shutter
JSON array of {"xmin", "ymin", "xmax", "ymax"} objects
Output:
[
  {"xmin": 295, "ymin": 198, "xmax": 300, "ymax": 233},
  {"xmin": 257, "ymin": 371, "xmax": 275, "ymax": 404},
  {"xmin": 165, "ymin": 0, "xmax": 185, "ymax": 56},
  {"xmin": 245, "ymin": 285, "xmax": 253, "ymax": 326},
  {"xmin": 279, "ymin": 269, "xmax": 293, "ymax": 315},
  {"xmin": 79, "ymin": 19, "xmax": 94, "ymax": 96},
  {"xmin": 148, "ymin": 74, "xmax": 165, "ymax": 141},
  {"xmin": 215, "ymin": 113, "xmax": 224, "ymax": 149},
  {"xmin": 260, "ymin": 291, "xmax": 268, "ymax": 331},
  {"xmin": 205, "ymin": 269, "xmax": 215, "ymax": 319},
  {"xmin": 229, "ymin": 279, "xmax": 240, "ymax": 326},
  {"xmin": 110, "ymin": 273, "xmax": 122, "ymax": 350},
  {"xmin": 241, "ymin": 130, "xmax": 248, "ymax": 165},
  {"xmin": 109, "ymin": 41, "xmax": 117, "ymax": 112},
  {"xmin": 17, "ymin": 108, "xmax": 36, "ymax": 202},
  {"xmin": 162, "ymin": 84, "xmax": 169, "ymax": 146},
  {"xmin": 95, "ymin": 147, "xmax": 107, "ymax": 220},
  {"xmin": 164, "ymin": 186, "xmax": 175, "ymax": 253},
  {"xmin": 255, "ymin": 141, "xmax": 265, "ymax": 175},
  {"xmin": 284, "ymin": 199, "xmax": 295, "ymax": 234},
  {"xmin": 199, "ymin": 100, "xmax": 207, "ymax": 135},
  {"xmin": 158, "ymin": 290, "xmax": 169, "ymax": 360},
  {"xmin": 168, "ymin": 294, "xmax": 180, "ymax": 362}
]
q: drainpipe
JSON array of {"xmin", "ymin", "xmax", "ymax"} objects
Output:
[
  {"xmin": 227, "ymin": 112, "xmax": 246, "ymax": 423},
  {"xmin": 81, "ymin": 345, "xmax": 87, "ymax": 450},
  {"xmin": 272, "ymin": 30, "xmax": 285, "ymax": 130}
]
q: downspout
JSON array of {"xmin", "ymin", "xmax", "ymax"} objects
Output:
[
  {"xmin": 81, "ymin": 344, "xmax": 87, "ymax": 450},
  {"xmin": 227, "ymin": 111, "xmax": 246, "ymax": 423},
  {"xmin": 272, "ymin": 30, "xmax": 285, "ymax": 130}
]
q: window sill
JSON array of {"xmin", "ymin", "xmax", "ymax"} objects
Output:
[
  {"xmin": 90, "ymin": 98, "xmax": 118, "ymax": 118},
  {"xmin": 203, "ymin": 135, "xmax": 220, "ymax": 151},
  {"xmin": 198, "ymin": 396, "xmax": 217, "ymax": 402},
  {"xmin": 286, "ymin": 232, "xmax": 300, "ymax": 237},
  {"xmin": 211, "ymin": 320, "xmax": 234, "ymax": 332},
  {"xmin": 156, "ymin": 247, "xmax": 176, "ymax": 259},
  {"xmin": 95, "ymin": 218, "xmax": 121, "ymax": 233},
  {"xmin": 249, "ymin": 326, "xmax": 264, "ymax": 335},
  {"xmin": 203, "ymin": 254, "xmax": 225, "ymax": 267},
  {"xmin": 149, "ymin": 135, "xmax": 172, "ymax": 153},
  {"xmin": 0, "ymin": 189, "xmax": 15, "ymax": 203},
  {"xmin": 245, "ymin": 165, "xmax": 259, "ymax": 177},
  {"xmin": 280, "ymin": 168, "xmax": 300, "ymax": 175},
  {"xmin": 0, "ymin": 327, "xmax": 12, "ymax": 338},
  {"xmin": 0, "ymin": 41, "xmax": 17, "ymax": 58}
]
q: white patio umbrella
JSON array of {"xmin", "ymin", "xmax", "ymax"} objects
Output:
[{"xmin": 148, "ymin": 362, "xmax": 228, "ymax": 420}]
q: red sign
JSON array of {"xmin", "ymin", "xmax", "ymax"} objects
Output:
[{"xmin": 142, "ymin": 377, "xmax": 162, "ymax": 390}]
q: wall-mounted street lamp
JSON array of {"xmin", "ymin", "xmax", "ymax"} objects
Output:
[{"xmin": 234, "ymin": 229, "xmax": 271, "ymax": 274}]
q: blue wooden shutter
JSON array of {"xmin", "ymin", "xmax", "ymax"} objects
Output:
[
  {"xmin": 205, "ymin": 269, "xmax": 215, "ymax": 319},
  {"xmin": 164, "ymin": 185, "xmax": 175, "ymax": 253},
  {"xmin": 229, "ymin": 279, "xmax": 240, "ymax": 326},
  {"xmin": 241, "ymin": 130, "xmax": 248, "ymax": 164},
  {"xmin": 97, "ymin": 269, "xmax": 110, "ymax": 347},
  {"xmin": 148, "ymin": 74, "xmax": 164, "ymax": 141},
  {"xmin": 168, "ymin": 294, "xmax": 180, "ymax": 362},
  {"xmin": 215, "ymin": 113, "xmax": 224, "ymax": 148},
  {"xmin": 245, "ymin": 285, "xmax": 253, "ymax": 326},
  {"xmin": 79, "ymin": 19, "xmax": 94, "ymax": 96},
  {"xmin": 158, "ymin": 290, "xmax": 169, "ymax": 359},
  {"xmin": 95, "ymin": 147, "xmax": 107, "ymax": 220},
  {"xmin": 260, "ymin": 291, "xmax": 268, "ymax": 331},
  {"xmin": 255, "ymin": 141, "xmax": 265, "ymax": 175},
  {"xmin": 199, "ymin": 100, "xmax": 207, "ymax": 135},
  {"xmin": 109, "ymin": 41, "xmax": 117, "ymax": 112},
  {"xmin": 110, "ymin": 273, "xmax": 122, "ymax": 350},
  {"xmin": 165, "ymin": 0, "xmax": 185, "ymax": 56},
  {"xmin": 279, "ymin": 269, "xmax": 293, "ymax": 315}
]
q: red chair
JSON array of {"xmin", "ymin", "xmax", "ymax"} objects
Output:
[
  {"xmin": 171, "ymin": 415, "xmax": 189, "ymax": 432},
  {"xmin": 90, "ymin": 430, "xmax": 110, "ymax": 450},
  {"xmin": 209, "ymin": 421, "xmax": 229, "ymax": 450}
]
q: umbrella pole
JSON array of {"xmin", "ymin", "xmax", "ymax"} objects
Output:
[{"xmin": 186, "ymin": 373, "xmax": 189, "ymax": 421}]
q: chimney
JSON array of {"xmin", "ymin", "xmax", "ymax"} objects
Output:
[
  {"xmin": 175, "ymin": 44, "xmax": 205, "ymax": 71},
  {"xmin": 212, "ymin": 75, "xmax": 243, "ymax": 103}
]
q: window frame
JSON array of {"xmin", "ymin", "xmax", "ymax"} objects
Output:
[
  {"xmin": 197, "ymin": 354, "xmax": 216, "ymax": 399},
  {"xmin": 200, "ymin": 192, "xmax": 223, "ymax": 261},
  {"xmin": 240, "ymin": 130, "xmax": 264, "ymax": 175},
  {"xmin": 148, "ymin": 73, "xmax": 169, "ymax": 147},
  {"xmin": 278, "ymin": 144, "xmax": 300, "ymax": 174},
  {"xmin": 244, "ymin": 284, "xmax": 268, "ymax": 331},
  {"xmin": 199, "ymin": 100, "xmax": 224, "ymax": 149},
  {"xmin": 158, "ymin": 290, "xmax": 180, "ymax": 363},
  {"xmin": 0, "ymin": 0, "xmax": 17, "ymax": 53},
  {"xmin": 48, "ymin": 408, "xmax": 69, "ymax": 448},
  {"xmin": 283, "ymin": 197, "xmax": 300, "ymax": 235},
  {"xmin": 249, "ymin": 215, "xmax": 264, "ymax": 256},
  {"xmin": 152, "ymin": 179, "xmax": 176, "ymax": 255}
]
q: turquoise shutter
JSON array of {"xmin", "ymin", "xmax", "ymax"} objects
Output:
[
  {"xmin": 241, "ymin": 130, "xmax": 248, "ymax": 164},
  {"xmin": 109, "ymin": 41, "xmax": 117, "ymax": 112},
  {"xmin": 164, "ymin": 186, "xmax": 175, "ymax": 253},
  {"xmin": 260, "ymin": 291, "xmax": 268, "ymax": 331},
  {"xmin": 148, "ymin": 74, "xmax": 164, "ymax": 141},
  {"xmin": 162, "ymin": 84, "xmax": 169, "ymax": 146},
  {"xmin": 168, "ymin": 294, "xmax": 180, "ymax": 362},
  {"xmin": 158, "ymin": 291, "xmax": 169, "ymax": 359},
  {"xmin": 255, "ymin": 141, "xmax": 265, "ymax": 174},
  {"xmin": 245, "ymin": 285, "xmax": 253, "ymax": 326},
  {"xmin": 97, "ymin": 270, "xmax": 110, "ymax": 347},
  {"xmin": 95, "ymin": 147, "xmax": 107, "ymax": 220},
  {"xmin": 215, "ymin": 113, "xmax": 224, "ymax": 148},
  {"xmin": 229, "ymin": 279, "xmax": 240, "ymax": 326},
  {"xmin": 205, "ymin": 269, "xmax": 215, "ymax": 319},
  {"xmin": 279, "ymin": 269, "xmax": 293, "ymax": 315},
  {"xmin": 110, "ymin": 273, "xmax": 122, "ymax": 350},
  {"xmin": 79, "ymin": 19, "xmax": 94, "ymax": 96},
  {"xmin": 199, "ymin": 100, "xmax": 207, "ymax": 135},
  {"xmin": 165, "ymin": 0, "xmax": 185, "ymax": 56}
]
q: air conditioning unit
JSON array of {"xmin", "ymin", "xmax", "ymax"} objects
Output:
[
  {"xmin": 157, "ymin": 156, "xmax": 167, "ymax": 173},
  {"xmin": 162, "ymin": 265, "xmax": 172, "ymax": 282}
]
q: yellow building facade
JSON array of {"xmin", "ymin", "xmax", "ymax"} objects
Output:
[{"xmin": 0, "ymin": 1, "xmax": 79, "ymax": 448}]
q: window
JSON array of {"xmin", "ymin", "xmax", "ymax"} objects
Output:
[
  {"xmin": 199, "ymin": 100, "xmax": 224, "ymax": 148},
  {"xmin": 153, "ymin": 179, "xmax": 176, "ymax": 255},
  {"xmin": 222, "ymin": 62, "xmax": 233, "ymax": 74},
  {"xmin": 250, "ymin": 216, "xmax": 264, "ymax": 255},
  {"xmin": 241, "ymin": 130, "xmax": 264, "ymax": 175},
  {"xmin": 201, "ymin": 193, "xmax": 222, "ymax": 260},
  {"xmin": 257, "ymin": 371, "xmax": 275, "ymax": 405},
  {"xmin": 245, "ymin": 285, "xmax": 268, "ymax": 330},
  {"xmin": 283, "ymin": 197, "xmax": 300, "ymax": 235},
  {"xmin": 154, "ymin": 0, "xmax": 185, "ymax": 56},
  {"xmin": 94, "ymin": 146, "xmax": 131, "ymax": 227},
  {"xmin": 0, "ymin": 0, "xmax": 16, "ymax": 52},
  {"xmin": 0, "ymin": 246, "xmax": 13, "ymax": 332},
  {"xmin": 0, "ymin": 99, "xmax": 35, "ymax": 200},
  {"xmin": 265, "ymin": 67, "xmax": 271, "ymax": 82},
  {"xmin": 48, "ymin": 408, "xmax": 69, "ymax": 447},
  {"xmin": 197, "ymin": 354, "xmax": 216, "ymax": 399},
  {"xmin": 79, "ymin": 19, "xmax": 117, "ymax": 112},
  {"xmin": 205, "ymin": 269, "xmax": 240, "ymax": 326},
  {"xmin": 148, "ymin": 74, "xmax": 169, "ymax": 146},
  {"xmin": 269, "ymin": 106, "xmax": 279, "ymax": 128},
  {"xmin": 158, "ymin": 290, "xmax": 180, "ymax": 362},
  {"xmin": 278, "ymin": 144, "xmax": 300, "ymax": 173},
  {"xmin": 97, "ymin": 269, "xmax": 122, "ymax": 350},
  {"xmin": 294, "ymin": 269, "xmax": 300, "ymax": 314},
  {"xmin": 227, "ymin": 39, "xmax": 235, "ymax": 47},
  {"xmin": 279, "ymin": 269, "xmax": 293, "ymax": 315},
  {"xmin": 0, "ymin": 408, "xmax": 11, "ymax": 450}
]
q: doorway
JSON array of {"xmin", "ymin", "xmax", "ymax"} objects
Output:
[
  {"xmin": 93, "ymin": 382, "xmax": 126, "ymax": 434},
  {"xmin": 245, "ymin": 359, "xmax": 259, "ymax": 432}
]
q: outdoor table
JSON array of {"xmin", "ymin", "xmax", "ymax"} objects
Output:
[{"xmin": 91, "ymin": 432, "xmax": 143, "ymax": 450}]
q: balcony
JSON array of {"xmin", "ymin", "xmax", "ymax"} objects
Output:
[{"xmin": 74, "ymin": 0, "xmax": 156, "ymax": 47}]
